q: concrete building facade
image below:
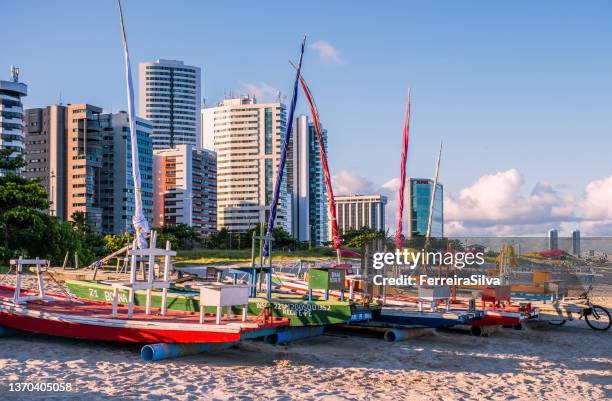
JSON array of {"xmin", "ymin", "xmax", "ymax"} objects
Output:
[
  {"xmin": 288, "ymin": 115, "xmax": 328, "ymax": 245},
  {"xmin": 23, "ymin": 105, "xmax": 67, "ymax": 219},
  {"xmin": 65, "ymin": 104, "xmax": 104, "ymax": 232},
  {"xmin": 100, "ymin": 112, "xmax": 154, "ymax": 235},
  {"xmin": 335, "ymin": 195, "xmax": 387, "ymax": 235},
  {"xmin": 24, "ymin": 105, "xmax": 155, "ymax": 235},
  {"xmin": 139, "ymin": 59, "xmax": 201, "ymax": 149},
  {"xmin": 0, "ymin": 67, "xmax": 27, "ymax": 175},
  {"xmin": 201, "ymin": 95, "xmax": 290, "ymax": 233},
  {"xmin": 153, "ymin": 144, "xmax": 217, "ymax": 237}
]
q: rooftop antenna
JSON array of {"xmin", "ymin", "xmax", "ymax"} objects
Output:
[
  {"xmin": 58, "ymin": 91, "xmax": 63, "ymax": 106},
  {"xmin": 10, "ymin": 65, "xmax": 20, "ymax": 82}
]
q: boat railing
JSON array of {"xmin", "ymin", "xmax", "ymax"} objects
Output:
[{"xmin": 110, "ymin": 231, "xmax": 177, "ymax": 318}]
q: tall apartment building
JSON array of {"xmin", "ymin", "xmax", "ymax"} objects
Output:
[
  {"xmin": 335, "ymin": 195, "xmax": 387, "ymax": 235},
  {"xmin": 288, "ymin": 115, "xmax": 328, "ymax": 245},
  {"xmin": 65, "ymin": 104, "xmax": 104, "ymax": 232},
  {"xmin": 153, "ymin": 144, "xmax": 217, "ymax": 237},
  {"xmin": 1, "ymin": 66, "xmax": 27, "ymax": 175},
  {"xmin": 572, "ymin": 229, "xmax": 581, "ymax": 256},
  {"xmin": 138, "ymin": 59, "xmax": 201, "ymax": 149},
  {"xmin": 407, "ymin": 178, "xmax": 443, "ymax": 238},
  {"xmin": 100, "ymin": 112, "xmax": 154, "ymax": 235},
  {"xmin": 24, "ymin": 105, "xmax": 154, "ymax": 234},
  {"xmin": 201, "ymin": 95, "xmax": 290, "ymax": 233},
  {"xmin": 23, "ymin": 105, "xmax": 67, "ymax": 219},
  {"xmin": 548, "ymin": 228, "xmax": 559, "ymax": 251}
]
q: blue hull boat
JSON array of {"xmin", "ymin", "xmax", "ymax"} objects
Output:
[{"xmin": 374, "ymin": 308, "xmax": 482, "ymax": 329}]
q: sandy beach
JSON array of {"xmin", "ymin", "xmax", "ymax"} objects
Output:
[{"xmin": 0, "ymin": 277, "xmax": 610, "ymax": 401}]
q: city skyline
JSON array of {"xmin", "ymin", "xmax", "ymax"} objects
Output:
[{"xmin": 4, "ymin": 1, "xmax": 612, "ymax": 236}]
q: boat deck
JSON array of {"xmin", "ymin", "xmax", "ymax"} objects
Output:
[{"xmin": 0, "ymin": 286, "xmax": 289, "ymax": 343}]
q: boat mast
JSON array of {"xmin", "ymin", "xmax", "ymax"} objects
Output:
[
  {"xmin": 263, "ymin": 37, "xmax": 306, "ymax": 257},
  {"xmin": 424, "ymin": 141, "xmax": 443, "ymax": 250},
  {"xmin": 394, "ymin": 89, "xmax": 411, "ymax": 250},
  {"xmin": 293, "ymin": 68, "xmax": 342, "ymax": 263},
  {"xmin": 118, "ymin": 0, "xmax": 150, "ymax": 249}
]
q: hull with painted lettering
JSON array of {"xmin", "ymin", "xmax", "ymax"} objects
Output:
[
  {"xmin": 0, "ymin": 285, "xmax": 288, "ymax": 344},
  {"xmin": 65, "ymin": 280, "xmax": 379, "ymax": 327}
]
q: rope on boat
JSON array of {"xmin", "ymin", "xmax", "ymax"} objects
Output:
[{"xmin": 42, "ymin": 262, "xmax": 81, "ymax": 302}]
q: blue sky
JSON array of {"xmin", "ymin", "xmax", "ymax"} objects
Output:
[{"xmin": 3, "ymin": 1, "xmax": 612, "ymax": 234}]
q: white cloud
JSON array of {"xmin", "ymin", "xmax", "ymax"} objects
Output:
[
  {"xmin": 332, "ymin": 170, "xmax": 375, "ymax": 196},
  {"xmin": 311, "ymin": 40, "xmax": 344, "ymax": 64},
  {"xmin": 443, "ymin": 169, "xmax": 578, "ymax": 235},
  {"xmin": 583, "ymin": 175, "xmax": 612, "ymax": 220},
  {"xmin": 379, "ymin": 177, "xmax": 401, "ymax": 235},
  {"xmin": 239, "ymin": 82, "xmax": 279, "ymax": 102},
  {"xmin": 580, "ymin": 175, "xmax": 612, "ymax": 236},
  {"xmin": 331, "ymin": 172, "xmax": 401, "ymax": 235},
  {"xmin": 331, "ymin": 169, "xmax": 612, "ymax": 236}
]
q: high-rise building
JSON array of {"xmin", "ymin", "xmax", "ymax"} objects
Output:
[
  {"xmin": 288, "ymin": 115, "xmax": 328, "ymax": 245},
  {"xmin": 99, "ymin": 112, "xmax": 154, "ymax": 235},
  {"xmin": 201, "ymin": 95, "xmax": 290, "ymax": 233},
  {"xmin": 23, "ymin": 105, "xmax": 67, "ymax": 219},
  {"xmin": 153, "ymin": 144, "xmax": 217, "ymax": 237},
  {"xmin": 1, "ymin": 66, "xmax": 27, "ymax": 176},
  {"xmin": 65, "ymin": 104, "xmax": 104, "ymax": 232},
  {"xmin": 548, "ymin": 228, "xmax": 559, "ymax": 251},
  {"xmin": 24, "ymin": 105, "xmax": 155, "ymax": 235},
  {"xmin": 572, "ymin": 229, "xmax": 580, "ymax": 256},
  {"xmin": 407, "ymin": 178, "xmax": 444, "ymax": 238},
  {"xmin": 335, "ymin": 195, "xmax": 387, "ymax": 235},
  {"xmin": 138, "ymin": 59, "xmax": 201, "ymax": 149}
]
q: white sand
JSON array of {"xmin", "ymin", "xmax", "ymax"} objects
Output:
[{"xmin": 0, "ymin": 277, "xmax": 610, "ymax": 400}]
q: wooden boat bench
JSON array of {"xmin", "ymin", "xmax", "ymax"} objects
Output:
[
  {"xmin": 198, "ymin": 284, "xmax": 250, "ymax": 325},
  {"xmin": 418, "ymin": 286, "xmax": 451, "ymax": 312}
]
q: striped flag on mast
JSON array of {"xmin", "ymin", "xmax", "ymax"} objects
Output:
[
  {"xmin": 118, "ymin": 0, "xmax": 150, "ymax": 249},
  {"xmin": 395, "ymin": 89, "xmax": 411, "ymax": 250},
  {"xmin": 293, "ymin": 69, "xmax": 342, "ymax": 259}
]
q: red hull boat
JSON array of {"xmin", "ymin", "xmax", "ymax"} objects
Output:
[{"xmin": 0, "ymin": 286, "xmax": 288, "ymax": 343}]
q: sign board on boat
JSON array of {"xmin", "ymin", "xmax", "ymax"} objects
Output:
[{"xmin": 308, "ymin": 267, "xmax": 346, "ymax": 291}]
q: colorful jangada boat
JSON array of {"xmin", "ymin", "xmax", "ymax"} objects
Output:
[
  {"xmin": 65, "ymin": 279, "xmax": 376, "ymax": 327},
  {"xmin": 65, "ymin": 255, "xmax": 379, "ymax": 327},
  {"xmin": 274, "ymin": 270, "xmax": 535, "ymax": 333},
  {"xmin": 0, "ymin": 255, "xmax": 288, "ymax": 345}
]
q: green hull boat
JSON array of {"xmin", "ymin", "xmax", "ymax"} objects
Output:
[{"xmin": 65, "ymin": 280, "xmax": 378, "ymax": 327}]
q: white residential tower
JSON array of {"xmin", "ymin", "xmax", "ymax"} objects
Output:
[{"xmin": 138, "ymin": 59, "xmax": 201, "ymax": 149}]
